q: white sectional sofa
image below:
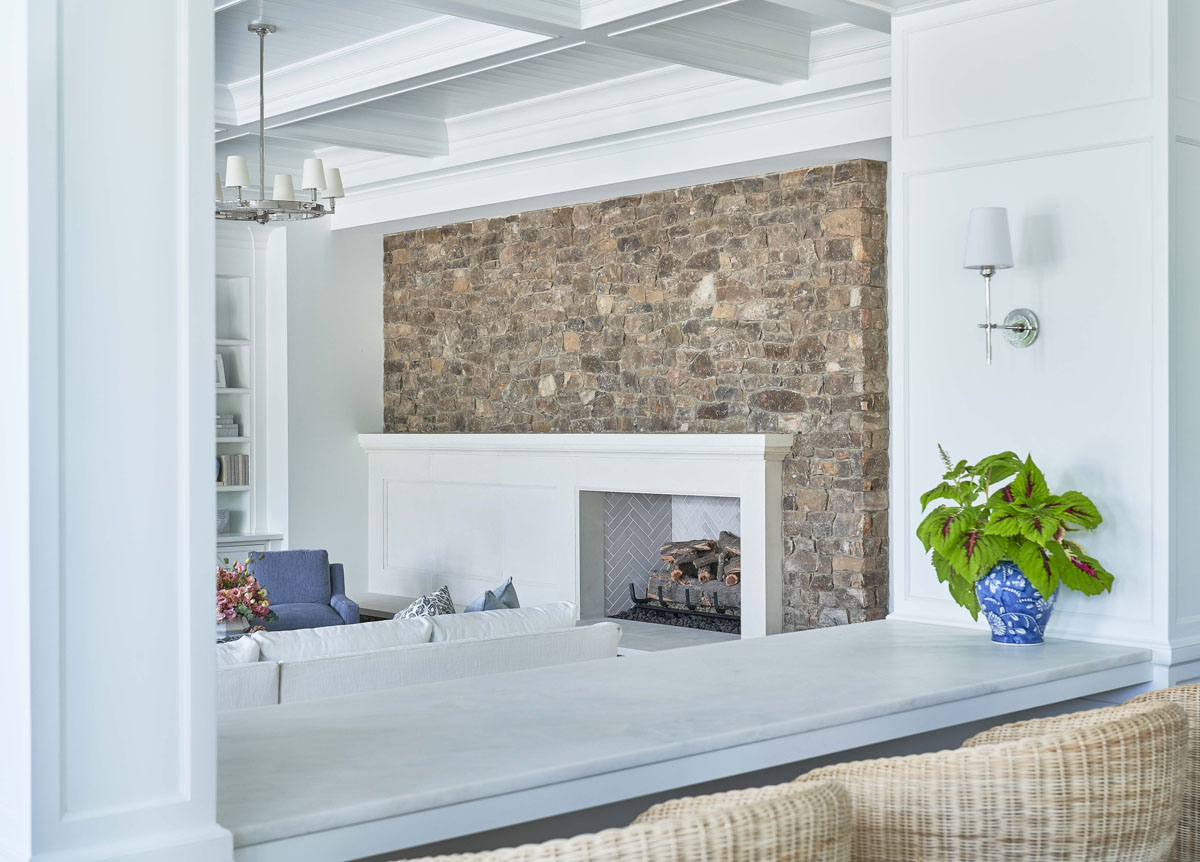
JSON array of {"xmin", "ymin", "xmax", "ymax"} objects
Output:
[{"xmin": 216, "ymin": 602, "xmax": 620, "ymax": 711}]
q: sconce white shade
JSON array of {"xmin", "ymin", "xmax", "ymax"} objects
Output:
[
  {"xmin": 301, "ymin": 158, "xmax": 326, "ymax": 191},
  {"xmin": 215, "ymin": 172, "xmax": 223, "ymax": 202},
  {"xmin": 963, "ymin": 207, "xmax": 1014, "ymax": 270},
  {"xmin": 322, "ymin": 167, "xmax": 344, "ymax": 199},
  {"xmin": 224, "ymin": 155, "xmax": 251, "ymax": 189},
  {"xmin": 272, "ymin": 174, "xmax": 295, "ymax": 201}
]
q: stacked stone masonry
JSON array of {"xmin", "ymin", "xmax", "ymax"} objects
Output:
[{"xmin": 383, "ymin": 159, "xmax": 888, "ymax": 629}]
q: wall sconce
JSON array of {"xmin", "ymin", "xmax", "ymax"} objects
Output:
[{"xmin": 963, "ymin": 207, "xmax": 1039, "ymax": 365}]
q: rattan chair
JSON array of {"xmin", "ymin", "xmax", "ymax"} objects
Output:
[
  {"xmin": 1124, "ymin": 686, "xmax": 1200, "ymax": 861},
  {"xmin": 398, "ymin": 780, "xmax": 850, "ymax": 862},
  {"xmin": 794, "ymin": 699, "xmax": 1186, "ymax": 862}
]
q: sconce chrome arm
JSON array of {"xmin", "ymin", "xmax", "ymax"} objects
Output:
[{"xmin": 975, "ymin": 266, "xmax": 1039, "ymax": 364}]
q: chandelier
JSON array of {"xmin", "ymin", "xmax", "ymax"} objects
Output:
[{"xmin": 215, "ymin": 23, "xmax": 343, "ymax": 224}]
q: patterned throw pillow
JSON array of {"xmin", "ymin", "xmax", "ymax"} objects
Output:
[
  {"xmin": 397, "ymin": 585, "xmax": 456, "ymax": 618},
  {"xmin": 465, "ymin": 577, "xmax": 520, "ymax": 613}
]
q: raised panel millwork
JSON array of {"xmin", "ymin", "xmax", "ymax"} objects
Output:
[
  {"xmin": 904, "ymin": 0, "xmax": 1152, "ymax": 137},
  {"xmin": 898, "ymin": 140, "xmax": 1157, "ymax": 641}
]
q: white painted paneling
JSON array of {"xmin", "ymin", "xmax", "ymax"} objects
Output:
[
  {"xmin": 890, "ymin": 0, "xmax": 1176, "ymax": 661},
  {"xmin": 59, "ymin": 0, "xmax": 184, "ymax": 815},
  {"xmin": 285, "ymin": 219, "xmax": 383, "ymax": 597},
  {"xmin": 1170, "ymin": 140, "xmax": 1200, "ymax": 630},
  {"xmin": 1175, "ymin": 0, "xmax": 1200, "ymax": 107},
  {"xmin": 5, "ymin": 0, "xmax": 232, "ymax": 858},
  {"xmin": 901, "ymin": 142, "xmax": 1156, "ymax": 639},
  {"xmin": 903, "ymin": 0, "xmax": 1152, "ymax": 138},
  {"xmin": 382, "ymin": 477, "xmax": 563, "ymax": 605}
]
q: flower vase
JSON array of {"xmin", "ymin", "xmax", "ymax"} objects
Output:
[
  {"xmin": 974, "ymin": 560, "xmax": 1058, "ymax": 645},
  {"xmin": 217, "ymin": 616, "xmax": 250, "ymax": 639}
]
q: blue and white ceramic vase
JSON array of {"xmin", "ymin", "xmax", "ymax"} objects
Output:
[{"xmin": 974, "ymin": 560, "xmax": 1058, "ymax": 645}]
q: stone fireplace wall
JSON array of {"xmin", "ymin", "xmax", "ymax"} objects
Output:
[{"xmin": 381, "ymin": 160, "xmax": 888, "ymax": 629}]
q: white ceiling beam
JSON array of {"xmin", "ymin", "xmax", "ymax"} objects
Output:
[
  {"xmin": 213, "ymin": 0, "xmax": 251, "ymax": 11},
  {"xmin": 761, "ymin": 0, "xmax": 892, "ymax": 33},
  {"xmin": 391, "ymin": 0, "xmax": 583, "ymax": 33},
  {"xmin": 601, "ymin": 5, "xmax": 810, "ymax": 84},
  {"xmin": 261, "ymin": 115, "xmax": 449, "ymax": 158},
  {"xmin": 216, "ymin": 39, "xmax": 580, "ymax": 139}
]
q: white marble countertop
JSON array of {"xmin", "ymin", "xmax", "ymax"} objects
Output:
[{"xmin": 219, "ymin": 620, "xmax": 1151, "ymax": 855}]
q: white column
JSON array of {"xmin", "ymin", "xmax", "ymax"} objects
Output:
[{"xmin": 0, "ymin": 1, "xmax": 230, "ymax": 860}]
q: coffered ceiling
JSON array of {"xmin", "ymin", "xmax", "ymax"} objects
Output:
[{"xmin": 213, "ymin": 0, "xmax": 961, "ymax": 227}]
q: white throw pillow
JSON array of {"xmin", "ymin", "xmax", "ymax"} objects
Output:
[
  {"xmin": 252, "ymin": 617, "xmax": 433, "ymax": 662},
  {"xmin": 429, "ymin": 601, "xmax": 577, "ymax": 642},
  {"xmin": 216, "ymin": 637, "xmax": 260, "ymax": 667}
]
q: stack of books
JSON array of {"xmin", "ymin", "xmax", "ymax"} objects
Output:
[
  {"xmin": 216, "ymin": 413, "xmax": 240, "ymax": 438},
  {"xmin": 217, "ymin": 454, "xmax": 249, "ymax": 487}
]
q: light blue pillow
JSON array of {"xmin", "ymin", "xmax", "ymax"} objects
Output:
[
  {"xmin": 493, "ymin": 576, "xmax": 519, "ymax": 609},
  {"xmin": 464, "ymin": 590, "xmax": 504, "ymax": 613},
  {"xmin": 465, "ymin": 577, "xmax": 520, "ymax": 613}
]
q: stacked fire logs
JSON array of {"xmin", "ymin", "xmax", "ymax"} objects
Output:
[{"xmin": 659, "ymin": 531, "xmax": 741, "ymax": 586}]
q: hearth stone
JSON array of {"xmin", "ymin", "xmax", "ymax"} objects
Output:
[{"xmin": 611, "ymin": 606, "xmax": 740, "ymax": 635}]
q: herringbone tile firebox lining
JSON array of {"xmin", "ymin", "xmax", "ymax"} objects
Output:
[{"xmin": 602, "ymin": 492, "xmax": 741, "ymax": 616}]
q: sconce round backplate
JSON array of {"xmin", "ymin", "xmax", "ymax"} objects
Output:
[{"xmin": 1003, "ymin": 308, "xmax": 1039, "ymax": 348}]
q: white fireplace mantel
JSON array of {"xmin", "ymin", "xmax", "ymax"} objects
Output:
[{"xmin": 359, "ymin": 434, "xmax": 794, "ymax": 637}]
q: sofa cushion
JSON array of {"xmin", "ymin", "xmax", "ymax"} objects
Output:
[
  {"xmin": 261, "ymin": 602, "xmax": 345, "ymax": 632},
  {"xmin": 216, "ymin": 637, "xmax": 260, "ymax": 666},
  {"xmin": 428, "ymin": 601, "xmax": 576, "ymax": 642},
  {"xmin": 398, "ymin": 585, "xmax": 456, "ymax": 619},
  {"xmin": 278, "ymin": 622, "xmax": 621, "ymax": 704},
  {"xmin": 251, "ymin": 549, "xmax": 331, "ymax": 605},
  {"xmin": 253, "ymin": 616, "xmax": 433, "ymax": 662},
  {"xmin": 217, "ymin": 662, "xmax": 279, "ymax": 711}
]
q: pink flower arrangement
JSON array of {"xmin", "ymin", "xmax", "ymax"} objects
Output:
[{"xmin": 216, "ymin": 555, "xmax": 277, "ymax": 624}]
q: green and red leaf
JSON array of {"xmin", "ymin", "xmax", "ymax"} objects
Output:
[
  {"xmin": 946, "ymin": 571, "xmax": 981, "ymax": 620},
  {"xmin": 945, "ymin": 531, "xmax": 1007, "ymax": 578},
  {"xmin": 973, "ymin": 451, "xmax": 1023, "ymax": 486},
  {"xmin": 1012, "ymin": 541, "xmax": 1058, "ymax": 599},
  {"xmin": 1011, "ymin": 456, "xmax": 1050, "ymax": 504},
  {"xmin": 921, "ymin": 482, "xmax": 970, "ymax": 510},
  {"xmin": 1059, "ymin": 539, "xmax": 1115, "ymax": 595},
  {"xmin": 931, "ymin": 550, "xmax": 958, "ymax": 585},
  {"xmin": 1055, "ymin": 490, "xmax": 1103, "ymax": 530}
]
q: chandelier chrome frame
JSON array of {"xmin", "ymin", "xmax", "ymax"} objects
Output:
[{"xmin": 216, "ymin": 23, "xmax": 341, "ymax": 224}]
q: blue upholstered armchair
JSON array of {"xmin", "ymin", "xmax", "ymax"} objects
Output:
[{"xmin": 250, "ymin": 550, "xmax": 359, "ymax": 631}]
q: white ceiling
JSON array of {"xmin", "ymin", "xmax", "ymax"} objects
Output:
[{"xmin": 212, "ymin": 0, "xmax": 966, "ymax": 215}]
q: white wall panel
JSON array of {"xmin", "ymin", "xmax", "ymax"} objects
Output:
[
  {"xmin": 900, "ymin": 142, "xmax": 1157, "ymax": 641},
  {"xmin": 903, "ymin": 0, "xmax": 1152, "ymax": 138},
  {"xmin": 890, "ymin": 0, "xmax": 1174, "ymax": 658},
  {"xmin": 285, "ymin": 219, "xmax": 384, "ymax": 595},
  {"xmin": 1170, "ymin": 139, "xmax": 1200, "ymax": 632}
]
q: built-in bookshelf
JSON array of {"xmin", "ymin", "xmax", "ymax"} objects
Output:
[
  {"xmin": 216, "ymin": 274, "xmax": 255, "ymax": 537},
  {"xmin": 215, "ymin": 225, "xmax": 286, "ymax": 560}
]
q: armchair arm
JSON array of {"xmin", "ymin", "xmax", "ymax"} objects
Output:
[
  {"xmin": 330, "ymin": 592, "xmax": 359, "ymax": 625},
  {"xmin": 328, "ymin": 563, "xmax": 359, "ymax": 624}
]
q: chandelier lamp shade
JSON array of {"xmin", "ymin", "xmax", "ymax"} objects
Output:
[{"xmin": 215, "ymin": 23, "xmax": 344, "ymax": 224}]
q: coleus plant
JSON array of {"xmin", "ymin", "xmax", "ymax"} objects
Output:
[{"xmin": 916, "ymin": 447, "xmax": 1115, "ymax": 619}]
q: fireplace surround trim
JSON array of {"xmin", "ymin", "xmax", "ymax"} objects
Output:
[{"xmin": 360, "ymin": 433, "xmax": 793, "ymax": 637}]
